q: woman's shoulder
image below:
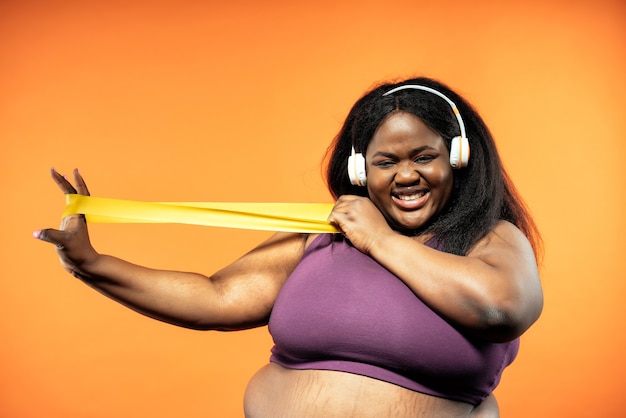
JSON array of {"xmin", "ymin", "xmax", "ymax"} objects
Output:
[
  {"xmin": 469, "ymin": 220, "xmax": 536, "ymax": 262},
  {"xmin": 304, "ymin": 233, "xmax": 339, "ymax": 250}
]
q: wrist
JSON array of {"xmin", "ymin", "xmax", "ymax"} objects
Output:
[
  {"xmin": 60, "ymin": 248, "xmax": 101, "ymax": 281},
  {"xmin": 366, "ymin": 229, "xmax": 396, "ymax": 258}
]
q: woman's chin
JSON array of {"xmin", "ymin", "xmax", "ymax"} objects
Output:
[
  {"xmin": 390, "ymin": 221, "xmax": 426, "ymax": 236},
  {"xmin": 386, "ymin": 212, "xmax": 434, "ymax": 236}
]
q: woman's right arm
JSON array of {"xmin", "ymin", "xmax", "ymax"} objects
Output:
[{"xmin": 34, "ymin": 168, "xmax": 307, "ymax": 331}]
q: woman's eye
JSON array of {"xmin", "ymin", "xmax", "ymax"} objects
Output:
[
  {"xmin": 375, "ymin": 160, "xmax": 395, "ymax": 167},
  {"xmin": 415, "ymin": 155, "xmax": 435, "ymax": 163}
]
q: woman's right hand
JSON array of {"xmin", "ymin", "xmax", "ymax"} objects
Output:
[
  {"xmin": 32, "ymin": 168, "xmax": 307, "ymax": 330},
  {"xmin": 34, "ymin": 168, "xmax": 99, "ymax": 279}
]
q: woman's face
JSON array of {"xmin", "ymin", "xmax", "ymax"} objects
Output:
[{"xmin": 365, "ymin": 111, "xmax": 454, "ymax": 233}]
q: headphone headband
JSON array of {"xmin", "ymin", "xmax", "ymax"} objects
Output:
[
  {"xmin": 382, "ymin": 84, "xmax": 467, "ymax": 141},
  {"xmin": 346, "ymin": 83, "xmax": 470, "ymax": 186}
]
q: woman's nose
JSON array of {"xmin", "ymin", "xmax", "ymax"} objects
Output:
[{"xmin": 395, "ymin": 161, "xmax": 420, "ymax": 184}]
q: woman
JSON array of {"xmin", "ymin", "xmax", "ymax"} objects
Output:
[{"xmin": 34, "ymin": 76, "xmax": 543, "ymax": 417}]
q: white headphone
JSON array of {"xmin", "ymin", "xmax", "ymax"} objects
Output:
[{"xmin": 347, "ymin": 84, "xmax": 470, "ymax": 186}]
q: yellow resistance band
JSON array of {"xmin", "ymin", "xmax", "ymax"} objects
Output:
[{"xmin": 63, "ymin": 194, "xmax": 339, "ymax": 233}]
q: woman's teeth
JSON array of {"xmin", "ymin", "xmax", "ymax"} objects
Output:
[{"xmin": 397, "ymin": 191, "xmax": 426, "ymax": 201}]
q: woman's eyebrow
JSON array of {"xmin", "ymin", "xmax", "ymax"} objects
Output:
[{"xmin": 370, "ymin": 145, "xmax": 437, "ymax": 158}]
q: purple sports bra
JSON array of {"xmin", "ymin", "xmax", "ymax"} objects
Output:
[{"xmin": 268, "ymin": 234, "xmax": 519, "ymax": 405}]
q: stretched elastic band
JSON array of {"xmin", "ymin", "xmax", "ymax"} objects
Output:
[{"xmin": 63, "ymin": 194, "xmax": 338, "ymax": 233}]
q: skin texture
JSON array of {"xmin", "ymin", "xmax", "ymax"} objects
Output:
[
  {"xmin": 35, "ymin": 112, "xmax": 542, "ymax": 415},
  {"xmin": 243, "ymin": 363, "xmax": 501, "ymax": 418}
]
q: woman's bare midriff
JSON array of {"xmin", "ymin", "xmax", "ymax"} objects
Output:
[{"xmin": 243, "ymin": 363, "xmax": 499, "ymax": 418}]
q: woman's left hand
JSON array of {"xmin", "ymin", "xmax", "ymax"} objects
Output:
[{"xmin": 327, "ymin": 195, "xmax": 392, "ymax": 254}]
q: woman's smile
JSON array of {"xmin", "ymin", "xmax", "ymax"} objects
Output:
[
  {"xmin": 391, "ymin": 187, "xmax": 429, "ymax": 210},
  {"xmin": 365, "ymin": 111, "xmax": 453, "ymax": 233}
]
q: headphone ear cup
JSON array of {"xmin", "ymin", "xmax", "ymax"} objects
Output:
[
  {"xmin": 449, "ymin": 136, "xmax": 470, "ymax": 169},
  {"xmin": 347, "ymin": 152, "xmax": 367, "ymax": 186}
]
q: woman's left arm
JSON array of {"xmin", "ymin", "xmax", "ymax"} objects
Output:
[{"xmin": 329, "ymin": 196, "xmax": 543, "ymax": 342}]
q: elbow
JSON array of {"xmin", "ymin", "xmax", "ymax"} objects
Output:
[
  {"xmin": 478, "ymin": 307, "xmax": 523, "ymax": 342},
  {"xmin": 478, "ymin": 296, "xmax": 543, "ymax": 342}
]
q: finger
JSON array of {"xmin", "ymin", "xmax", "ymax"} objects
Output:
[
  {"xmin": 72, "ymin": 168, "xmax": 90, "ymax": 196},
  {"xmin": 60, "ymin": 213, "xmax": 87, "ymax": 229},
  {"xmin": 327, "ymin": 207, "xmax": 347, "ymax": 226},
  {"xmin": 326, "ymin": 217, "xmax": 344, "ymax": 234},
  {"xmin": 33, "ymin": 228, "xmax": 65, "ymax": 248},
  {"xmin": 50, "ymin": 168, "xmax": 78, "ymax": 194},
  {"xmin": 332, "ymin": 199, "xmax": 354, "ymax": 214},
  {"xmin": 336, "ymin": 194, "xmax": 360, "ymax": 203}
]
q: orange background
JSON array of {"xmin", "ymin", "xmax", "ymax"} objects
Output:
[{"xmin": 2, "ymin": 0, "xmax": 625, "ymax": 416}]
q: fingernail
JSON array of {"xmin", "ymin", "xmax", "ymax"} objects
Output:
[{"xmin": 33, "ymin": 230, "xmax": 41, "ymax": 239}]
